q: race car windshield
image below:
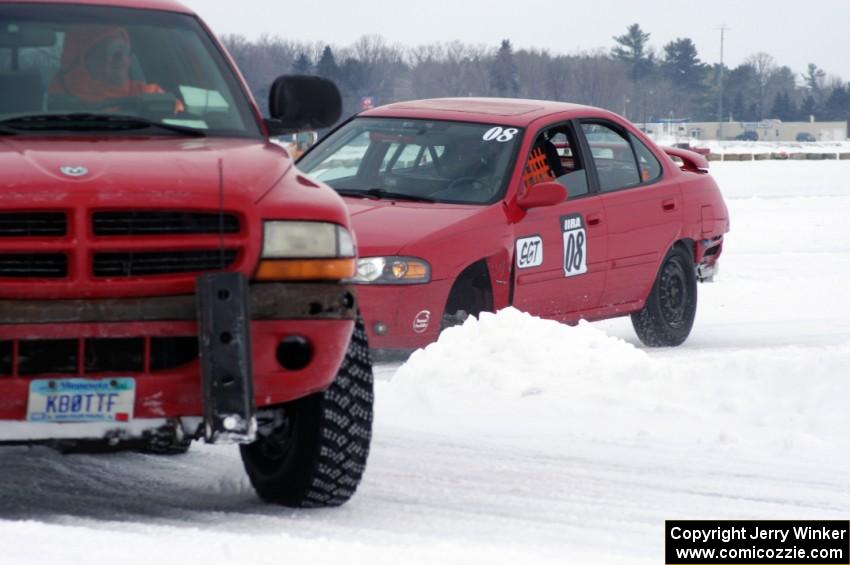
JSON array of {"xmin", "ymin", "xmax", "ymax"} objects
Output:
[
  {"xmin": 0, "ymin": 4, "xmax": 261, "ymax": 137},
  {"xmin": 298, "ymin": 117, "xmax": 523, "ymax": 205}
]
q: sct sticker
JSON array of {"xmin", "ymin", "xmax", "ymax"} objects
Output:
[
  {"xmin": 27, "ymin": 378, "xmax": 135, "ymax": 423},
  {"xmin": 561, "ymin": 214, "xmax": 587, "ymax": 277},
  {"xmin": 516, "ymin": 235, "xmax": 543, "ymax": 268}
]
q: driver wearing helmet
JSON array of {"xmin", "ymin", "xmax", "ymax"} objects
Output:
[
  {"xmin": 440, "ymin": 139, "xmax": 489, "ymax": 180},
  {"xmin": 50, "ymin": 26, "xmax": 182, "ymax": 110},
  {"xmin": 438, "ymin": 138, "xmax": 495, "ymax": 201}
]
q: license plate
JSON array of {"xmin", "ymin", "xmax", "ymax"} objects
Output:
[{"xmin": 26, "ymin": 378, "xmax": 135, "ymax": 423}]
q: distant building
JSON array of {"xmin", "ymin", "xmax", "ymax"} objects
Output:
[{"xmin": 640, "ymin": 119, "xmax": 848, "ymax": 142}]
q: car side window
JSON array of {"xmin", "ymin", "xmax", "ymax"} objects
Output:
[
  {"xmin": 523, "ymin": 125, "xmax": 589, "ymax": 199},
  {"xmin": 629, "ymin": 133, "xmax": 663, "ymax": 183},
  {"xmin": 581, "ymin": 122, "xmax": 640, "ymax": 192}
]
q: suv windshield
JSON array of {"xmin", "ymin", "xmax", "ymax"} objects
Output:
[
  {"xmin": 0, "ymin": 3, "xmax": 260, "ymax": 137},
  {"xmin": 298, "ymin": 117, "xmax": 522, "ymax": 205}
]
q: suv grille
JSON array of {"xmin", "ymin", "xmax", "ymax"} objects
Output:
[
  {"xmin": 93, "ymin": 249, "xmax": 238, "ymax": 277},
  {"xmin": 0, "ymin": 209, "xmax": 244, "ymax": 283},
  {"xmin": 0, "ymin": 253, "xmax": 67, "ymax": 278},
  {"xmin": 92, "ymin": 211, "xmax": 240, "ymax": 235},
  {"xmin": 0, "ymin": 212, "xmax": 66, "ymax": 236},
  {"xmin": 0, "ymin": 336, "xmax": 199, "ymax": 376}
]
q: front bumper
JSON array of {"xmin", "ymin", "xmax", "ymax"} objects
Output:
[
  {"xmin": 0, "ymin": 282, "xmax": 356, "ymax": 440},
  {"xmin": 356, "ymin": 279, "xmax": 453, "ymax": 350}
]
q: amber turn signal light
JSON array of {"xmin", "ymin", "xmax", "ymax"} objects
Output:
[{"xmin": 254, "ymin": 258, "xmax": 356, "ymax": 281}]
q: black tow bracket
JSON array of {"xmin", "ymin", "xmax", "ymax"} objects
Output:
[{"xmin": 196, "ymin": 272, "xmax": 257, "ymax": 444}]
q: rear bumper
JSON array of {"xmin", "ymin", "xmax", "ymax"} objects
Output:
[
  {"xmin": 696, "ymin": 236, "xmax": 723, "ymax": 283},
  {"xmin": 0, "ymin": 283, "xmax": 356, "ymax": 429}
]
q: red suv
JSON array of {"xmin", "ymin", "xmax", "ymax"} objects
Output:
[
  {"xmin": 298, "ymin": 98, "xmax": 729, "ymax": 349},
  {"xmin": 0, "ymin": 0, "xmax": 372, "ymax": 508}
]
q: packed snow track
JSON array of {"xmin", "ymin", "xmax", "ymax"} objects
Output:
[{"xmin": 2, "ymin": 161, "xmax": 850, "ymax": 564}]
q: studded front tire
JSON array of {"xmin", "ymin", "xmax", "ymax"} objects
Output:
[
  {"xmin": 239, "ymin": 315, "xmax": 374, "ymax": 507},
  {"xmin": 631, "ymin": 245, "xmax": 697, "ymax": 347}
]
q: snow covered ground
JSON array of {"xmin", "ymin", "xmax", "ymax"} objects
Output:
[{"xmin": 2, "ymin": 160, "xmax": 850, "ymax": 564}]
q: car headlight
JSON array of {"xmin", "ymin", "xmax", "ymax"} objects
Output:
[
  {"xmin": 256, "ymin": 221, "xmax": 356, "ymax": 281},
  {"xmin": 353, "ymin": 256, "xmax": 431, "ymax": 284}
]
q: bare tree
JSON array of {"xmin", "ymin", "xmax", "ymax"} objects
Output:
[
  {"xmin": 745, "ymin": 52, "xmax": 777, "ymax": 119},
  {"xmin": 220, "ymin": 33, "xmax": 850, "ymax": 128}
]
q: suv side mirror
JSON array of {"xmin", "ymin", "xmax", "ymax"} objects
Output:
[
  {"xmin": 266, "ymin": 75, "xmax": 342, "ymax": 134},
  {"xmin": 516, "ymin": 181, "xmax": 567, "ymax": 210}
]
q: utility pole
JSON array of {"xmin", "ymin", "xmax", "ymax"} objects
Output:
[{"xmin": 717, "ymin": 25, "xmax": 729, "ymax": 138}]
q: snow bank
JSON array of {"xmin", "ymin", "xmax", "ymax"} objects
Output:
[
  {"xmin": 393, "ymin": 307, "xmax": 646, "ymax": 401},
  {"xmin": 379, "ymin": 306, "xmax": 850, "ymax": 459}
]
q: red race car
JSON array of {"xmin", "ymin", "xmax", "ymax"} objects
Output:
[{"xmin": 298, "ymin": 98, "xmax": 729, "ymax": 350}]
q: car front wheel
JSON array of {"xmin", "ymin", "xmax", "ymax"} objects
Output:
[
  {"xmin": 239, "ymin": 315, "xmax": 374, "ymax": 507},
  {"xmin": 631, "ymin": 245, "xmax": 697, "ymax": 347}
]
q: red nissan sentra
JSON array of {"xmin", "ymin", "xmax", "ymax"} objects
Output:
[{"xmin": 298, "ymin": 98, "xmax": 729, "ymax": 350}]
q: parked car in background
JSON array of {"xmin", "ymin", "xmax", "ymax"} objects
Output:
[
  {"xmin": 796, "ymin": 132, "xmax": 816, "ymax": 142},
  {"xmin": 735, "ymin": 131, "xmax": 759, "ymax": 141},
  {"xmin": 298, "ymin": 98, "xmax": 730, "ymax": 351}
]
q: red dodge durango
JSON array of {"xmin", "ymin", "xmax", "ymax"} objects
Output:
[{"xmin": 0, "ymin": 0, "xmax": 372, "ymax": 508}]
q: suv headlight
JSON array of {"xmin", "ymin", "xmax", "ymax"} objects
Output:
[
  {"xmin": 262, "ymin": 221, "xmax": 355, "ymax": 258},
  {"xmin": 353, "ymin": 256, "xmax": 431, "ymax": 284},
  {"xmin": 256, "ymin": 221, "xmax": 356, "ymax": 281}
]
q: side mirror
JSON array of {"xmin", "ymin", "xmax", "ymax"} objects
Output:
[
  {"xmin": 266, "ymin": 75, "xmax": 342, "ymax": 134},
  {"xmin": 516, "ymin": 181, "xmax": 567, "ymax": 210}
]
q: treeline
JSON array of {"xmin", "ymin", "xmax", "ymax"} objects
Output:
[{"xmin": 221, "ymin": 24, "xmax": 850, "ymax": 127}]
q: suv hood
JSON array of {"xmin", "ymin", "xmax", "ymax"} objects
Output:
[
  {"xmin": 344, "ymin": 197, "xmax": 485, "ymax": 256},
  {"xmin": 0, "ymin": 137, "xmax": 290, "ymax": 207}
]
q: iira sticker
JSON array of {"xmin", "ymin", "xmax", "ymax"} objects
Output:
[
  {"xmin": 561, "ymin": 213, "xmax": 587, "ymax": 277},
  {"xmin": 413, "ymin": 310, "xmax": 431, "ymax": 333},
  {"xmin": 516, "ymin": 235, "xmax": 543, "ymax": 268}
]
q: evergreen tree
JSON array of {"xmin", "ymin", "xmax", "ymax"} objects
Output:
[
  {"xmin": 612, "ymin": 23, "xmax": 654, "ymax": 81},
  {"xmin": 292, "ymin": 52, "xmax": 312, "ymax": 74},
  {"xmin": 661, "ymin": 38, "xmax": 705, "ymax": 92},
  {"xmin": 725, "ymin": 64, "xmax": 758, "ymax": 121},
  {"xmin": 338, "ymin": 57, "xmax": 366, "ymax": 95},
  {"xmin": 489, "ymin": 39, "xmax": 518, "ymax": 97},
  {"xmin": 804, "ymin": 63, "xmax": 826, "ymax": 92},
  {"xmin": 315, "ymin": 45, "xmax": 339, "ymax": 81},
  {"xmin": 770, "ymin": 91, "xmax": 796, "ymax": 120},
  {"xmin": 823, "ymin": 84, "xmax": 850, "ymax": 120},
  {"xmin": 799, "ymin": 95, "xmax": 818, "ymax": 121},
  {"xmin": 730, "ymin": 92, "xmax": 747, "ymax": 122}
]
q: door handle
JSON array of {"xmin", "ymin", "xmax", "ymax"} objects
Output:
[
  {"xmin": 662, "ymin": 199, "xmax": 678, "ymax": 211},
  {"xmin": 587, "ymin": 213, "xmax": 602, "ymax": 227}
]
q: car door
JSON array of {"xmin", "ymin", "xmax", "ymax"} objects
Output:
[
  {"xmin": 511, "ymin": 123, "xmax": 608, "ymax": 318},
  {"xmin": 577, "ymin": 119, "xmax": 682, "ymax": 308}
]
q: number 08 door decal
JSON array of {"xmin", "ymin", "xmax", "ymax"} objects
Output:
[{"xmin": 561, "ymin": 214, "xmax": 587, "ymax": 277}]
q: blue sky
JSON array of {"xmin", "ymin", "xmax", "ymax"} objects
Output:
[{"xmin": 182, "ymin": 0, "xmax": 850, "ymax": 82}]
